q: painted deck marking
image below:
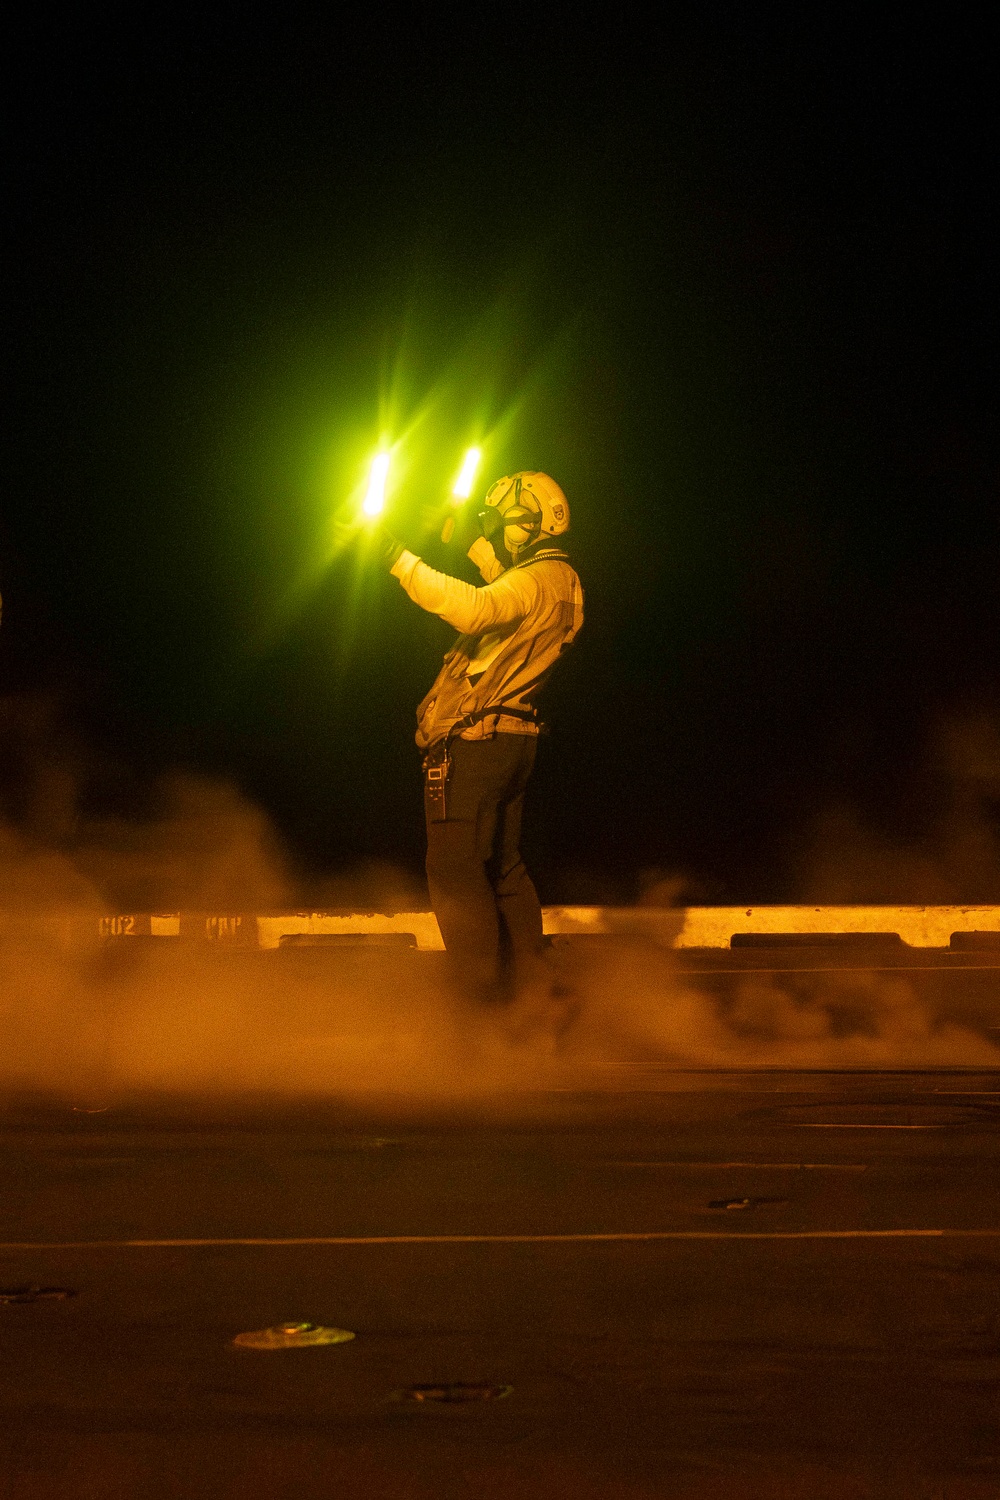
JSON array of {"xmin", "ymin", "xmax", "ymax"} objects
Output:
[
  {"xmin": 2, "ymin": 1229, "xmax": 1000, "ymax": 1250},
  {"xmin": 603, "ymin": 1161, "xmax": 866, "ymax": 1170}
]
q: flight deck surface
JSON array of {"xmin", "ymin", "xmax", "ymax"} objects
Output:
[
  {"xmin": 2, "ymin": 1056, "xmax": 999, "ymax": 1498},
  {"xmin": 2, "ymin": 919, "xmax": 999, "ymax": 1496}
]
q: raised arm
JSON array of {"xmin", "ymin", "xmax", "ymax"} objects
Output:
[{"xmin": 390, "ymin": 550, "xmax": 537, "ymax": 633}]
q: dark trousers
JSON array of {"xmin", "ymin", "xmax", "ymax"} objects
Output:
[{"xmin": 425, "ymin": 734, "xmax": 544, "ymax": 1001}]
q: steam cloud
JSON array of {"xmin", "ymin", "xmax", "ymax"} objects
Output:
[{"xmin": 0, "ymin": 694, "xmax": 997, "ymax": 1107}]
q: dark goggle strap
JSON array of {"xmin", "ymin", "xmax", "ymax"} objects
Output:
[{"xmin": 477, "ymin": 504, "xmax": 541, "ymax": 539}]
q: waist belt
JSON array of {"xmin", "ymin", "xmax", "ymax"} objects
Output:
[
  {"xmin": 457, "ymin": 705, "xmax": 542, "ymax": 738},
  {"xmin": 447, "ymin": 704, "xmax": 541, "ymax": 749},
  {"xmin": 422, "ymin": 706, "xmax": 543, "ymax": 821}
]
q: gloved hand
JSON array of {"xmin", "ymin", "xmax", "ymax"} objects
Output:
[
  {"xmin": 440, "ymin": 501, "xmax": 483, "ymax": 555},
  {"xmin": 373, "ymin": 521, "xmax": 407, "ymax": 568},
  {"xmin": 331, "ymin": 506, "xmax": 410, "ymax": 568}
]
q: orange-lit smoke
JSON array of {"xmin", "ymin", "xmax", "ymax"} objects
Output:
[
  {"xmin": 795, "ymin": 711, "xmax": 1000, "ymax": 904},
  {"xmin": 0, "ymin": 696, "xmax": 998, "ymax": 1107}
]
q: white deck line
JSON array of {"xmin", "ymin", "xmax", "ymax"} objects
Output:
[
  {"xmin": 602, "ymin": 1162, "xmax": 867, "ymax": 1170},
  {"xmin": 2, "ymin": 1229, "xmax": 999, "ymax": 1249}
]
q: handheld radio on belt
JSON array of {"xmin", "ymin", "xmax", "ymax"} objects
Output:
[{"xmin": 423, "ymin": 741, "xmax": 451, "ymax": 821}]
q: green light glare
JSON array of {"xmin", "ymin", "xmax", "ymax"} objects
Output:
[
  {"xmin": 239, "ymin": 278, "xmax": 581, "ymax": 664},
  {"xmin": 451, "ymin": 446, "xmax": 482, "ymax": 501},
  {"xmin": 362, "ymin": 451, "xmax": 391, "ymax": 517}
]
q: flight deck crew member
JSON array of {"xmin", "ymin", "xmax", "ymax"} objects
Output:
[{"xmin": 379, "ymin": 472, "xmax": 583, "ymax": 1005}]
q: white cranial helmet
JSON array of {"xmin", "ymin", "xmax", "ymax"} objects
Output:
[{"xmin": 481, "ymin": 472, "xmax": 570, "ymax": 544}]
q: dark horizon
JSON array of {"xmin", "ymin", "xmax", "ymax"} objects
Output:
[{"xmin": 3, "ymin": 10, "xmax": 997, "ymax": 907}]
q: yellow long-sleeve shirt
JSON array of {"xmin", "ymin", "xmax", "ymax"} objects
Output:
[{"xmin": 390, "ymin": 538, "xmax": 583, "ymax": 749}]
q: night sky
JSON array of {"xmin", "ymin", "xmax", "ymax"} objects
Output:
[{"xmin": 4, "ymin": 10, "xmax": 997, "ymax": 904}]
